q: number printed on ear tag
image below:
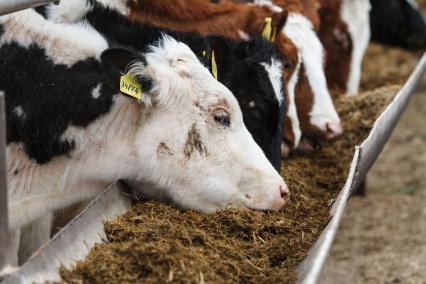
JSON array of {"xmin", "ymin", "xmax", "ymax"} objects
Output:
[{"xmin": 120, "ymin": 73, "xmax": 142, "ymax": 100}]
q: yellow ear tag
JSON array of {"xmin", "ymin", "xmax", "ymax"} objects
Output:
[
  {"xmin": 271, "ymin": 27, "xmax": 277, "ymax": 42},
  {"xmin": 120, "ymin": 72, "xmax": 142, "ymax": 100},
  {"xmin": 262, "ymin": 17, "xmax": 274, "ymax": 42},
  {"xmin": 211, "ymin": 50, "xmax": 218, "ymax": 80}
]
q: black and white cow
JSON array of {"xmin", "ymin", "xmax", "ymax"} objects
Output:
[
  {"xmin": 37, "ymin": 0, "xmax": 286, "ymax": 171},
  {"xmin": 0, "ymin": 9, "xmax": 288, "ymax": 266},
  {"xmin": 370, "ymin": 0, "xmax": 426, "ymax": 50}
]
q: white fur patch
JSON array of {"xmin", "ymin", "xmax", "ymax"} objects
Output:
[
  {"xmin": 261, "ymin": 58, "xmax": 284, "ymax": 105},
  {"xmin": 283, "ymin": 13, "xmax": 340, "ymax": 130},
  {"xmin": 0, "ymin": 9, "xmax": 108, "ymax": 66},
  {"xmin": 46, "ymin": 0, "xmax": 130, "ymax": 23},
  {"xmin": 238, "ymin": 30, "xmax": 251, "ymax": 41},
  {"xmin": 285, "ymin": 52, "xmax": 302, "ymax": 147},
  {"xmin": 341, "ymin": 0, "xmax": 371, "ymax": 95},
  {"xmin": 46, "ymin": 0, "xmax": 93, "ymax": 24},
  {"xmin": 8, "ymin": 96, "xmax": 141, "ymax": 230},
  {"xmin": 91, "ymin": 83, "xmax": 102, "ymax": 99},
  {"xmin": 13, "ymin": 106, "xmax": 26, "ymax": 120},
  {"xmin": 251, "ymin": 0, "xmax": 283, "ymax": 13},
  {"xmin": 96, "ymin": 0, "xmax": 130, "ymax": 16}
]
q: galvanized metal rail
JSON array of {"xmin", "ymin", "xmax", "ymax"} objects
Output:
[
  {"xmin": 1, "ymin": 0, "xmax": 57, "ymax": 272},
  {"xmin": 0, "ymin": 92, "xmax": 9, "ymax": 270},
  {"xmin": 0, "ymin": 0, "xmax": 56, "ymax": 16}
]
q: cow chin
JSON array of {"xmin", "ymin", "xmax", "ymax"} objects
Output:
[{"xmin": 309, "ymin": 114, "xmax": 343, "ymax": 140}]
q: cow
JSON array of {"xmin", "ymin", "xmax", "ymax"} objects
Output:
[
  {"xmin": 121, "ymin": 0, "xmax": 342, "ymax": 153},
  {"xmin": 274, "ymin": 0, "xmax": 343, "ymax": 151},
  {"xmin": 370, "ymin": 0, "xmax": 426, "ymax": 51},
  {"xmin": 239, "ymin": 0, "xmax": 342, "ymax": 153},
  {"xmin": 38, "ymin": 0, "xmax": 288, "ymax": 170},
  {"xmin": 318, "ymin": 0, "xmax": 371, "ymax": 96},
  {"xmin": 0, "ymin": 8, "xmax": 288, "ymax": 268}
]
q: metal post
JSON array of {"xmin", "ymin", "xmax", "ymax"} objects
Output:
[
  {"xmin": 0, "ymin": 0, "xmax": 56, "ymax": 16},
  {"xmin": 0, "ymin": 92, "xmax": 9, "ymax": 269}
]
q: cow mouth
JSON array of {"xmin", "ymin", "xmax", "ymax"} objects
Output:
[
  {"xmin": 293, "ymin": 136, "xmax": 322, "ymax": 155},
  {"xmin": 245, "ymin": 206, "xmax": 274, "ymax": 213}
]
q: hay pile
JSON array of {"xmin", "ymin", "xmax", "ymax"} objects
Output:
[
  {"xmin": 360, "ymin": 43, "xmax": 422, "ymax": 91},
  {"xmin": 58, "ymin": 45, "xmax": 420, "ymax": 284}
]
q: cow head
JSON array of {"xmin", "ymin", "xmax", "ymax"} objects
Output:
[
  {"xmin": 202, "ymin": 36, "xmax": 285, "ymax": 171},
  {"xmin": 370, "ymin": 0, "xmax": 426, "ymax": 50},
  {"xmin": 102, "ymin": 36, "xmax": 289, "ymax": 213}
]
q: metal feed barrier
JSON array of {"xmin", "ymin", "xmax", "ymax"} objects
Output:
[
  {"xmin": 0, "ymin": 92, "xmax": 9, "ymax": 270},
  {"xmin": 0, "ymin": 0, "xmax": 58, "ymax": 272},
  {"xmin": 0, "ymin": 1, "xmax": 425, "ymax": 283},
  {"xmin": 0, "ymin": 0, "xmax": 56, "ymax": 16}
]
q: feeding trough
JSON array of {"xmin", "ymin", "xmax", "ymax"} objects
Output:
[{"xmin": 1, "ymin": 53, "xmax": 424, "ymax": 284}]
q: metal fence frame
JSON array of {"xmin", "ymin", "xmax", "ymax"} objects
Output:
[
  {"xmin": 0, "ymin": 0, "xmax": 57, "ymax": 271},
  {"xmin": 0, "ymin": 92, "xmax": 9, "ymax": 269},
  {"xmin": 0, "ymin": 0, "xmax": 56, "ymax": 16}
]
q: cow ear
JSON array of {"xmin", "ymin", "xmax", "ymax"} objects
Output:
[
  {"xmin": 204, "ymin": 36, "xmax": 233, "ymax": 81},
  {"xmin": 101, "ymin": 47, "xmax": 144, "ymax": 74},
  {"xmin": 101, "ymin": 47, "xmax": 155, "ymax": 96},
  {"xmin": 270, "ymin": 10, "xmax": 288, "ymax": 42}
]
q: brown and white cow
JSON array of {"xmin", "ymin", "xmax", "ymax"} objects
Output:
[
  {"xmin": 271, "ymin": 0, "xmax": 342, "ymax": 152},
  {"xmin": 318, "ymin": 0, "xmax": 371, "ymax": 95},
  {"xmin": 0, "ymin": 9, "xmax": 288, "ymax": 267}
]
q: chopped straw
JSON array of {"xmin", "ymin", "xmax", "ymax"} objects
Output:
[{"xmin": 58, "ymin": 44, "xmax": 420, "ymax": 284}]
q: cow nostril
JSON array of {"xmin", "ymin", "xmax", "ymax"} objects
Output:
[
  {"xmin": 326, "ymin": 122, "xmax": 343, "ymax": 138},
  {"xmin": 279, "ymin": 184, "xmax": 289, "ymax": 200},
  {"xmin": 244, "ymin": 194, "xmax": 252, "ymax": 199}
]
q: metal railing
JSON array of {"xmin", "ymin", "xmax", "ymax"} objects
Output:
[
  {"xmin": 1, "ymin": 0, "xmax": 57, "ymax": 270},
  {"xmin": 0, "ymin": 0, "xmax": 56, "ymax": 16},
  {"xmin": 0, "ymin": 92, "xmax": 9, "ymax": 269}
]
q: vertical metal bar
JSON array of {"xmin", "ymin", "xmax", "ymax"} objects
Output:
[
  {"xmin": 0, "ymin": 91, "xmax": 9, "ymax": 269},
  {"xmin": 0, "ymin": 0, "xmax": 56, "ymax": 16}
]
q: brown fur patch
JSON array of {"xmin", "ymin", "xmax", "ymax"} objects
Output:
[
  {"xmin": 184, "ymin": 124, "xmax": 207, "ymax": 159},
  {"xmin": 129, "ymin": 0, "xmax": 283, "ymax": 40},
  {"xmin": 318, "ymin": 0, "xmax": 352, "ymax": 93}
]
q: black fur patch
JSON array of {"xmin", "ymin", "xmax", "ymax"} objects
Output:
[
  {"xmin": 61, "ymin": 2, "xmax": 285, "ymax": 170},
  {"xmin": 33, "ymin": 5, "xmax": 48, "ymax": 18},
  {"xmin": 371, "ymin": 0, "xmax": 426, "ymax": 50},
  {"xmin": 0, "ymin": 41, "xmax": 121, "ymax": 163}
]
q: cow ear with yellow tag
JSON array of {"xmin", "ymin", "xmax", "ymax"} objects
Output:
[
  {"xmin": 101, "ymin": 47, "xmax": 155, "ymax": 102},
  {"xmin": 262, "ymin": 10, "xmax": 288, "ymax": 43},
  {"xmin": 205, "ymin": 36, "xmax": 232, "ymax": 81}
]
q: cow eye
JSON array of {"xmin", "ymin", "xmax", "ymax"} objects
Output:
[
  {"xmin": 283, "ymin": 62, "xmax": 291, "ymax": 69},
  {"xmin": 213, "ymin": 110, "xmax": 230, "ymax": 127}
]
